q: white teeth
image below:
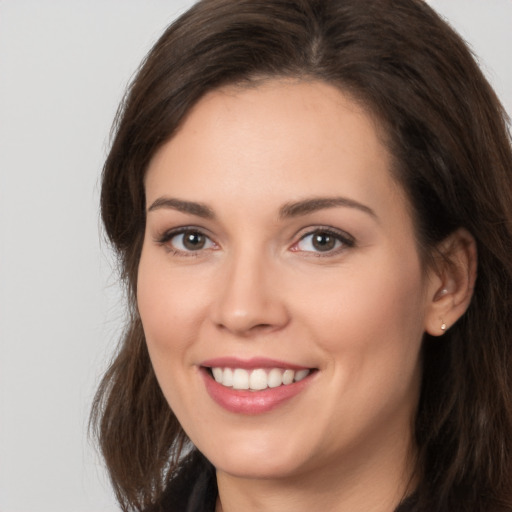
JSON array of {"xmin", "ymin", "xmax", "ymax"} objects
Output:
[
  {"xmin": 267, "ymin": 368, "xmax": 283, "ymax": 388},
  {"xmin": 294, "ymin": 369, "xmax": 310, "ymax": 382},
  {"xmin": 210, "ymin": 367, "xmax": 311, "ymax": 390},
  {"xmin": 282, "ymin": 369, "xmax": 294, "ymax": 385},
  {"xmin": 249, "ymin": 369, "xmax": 268, "ymax": 390},
  {"xmin": 212, "ymin": 367, "xmax": 223, "ymax": 383},
  {"xmin": 232, "ymin": 369, "xmax": 249, "ymax": 390},
  {"xmin": 222, "ymin": 368, "xmax": 234, "ymax": 387}
]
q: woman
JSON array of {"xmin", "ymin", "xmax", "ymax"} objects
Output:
[{"xmin": 91, "ymin": 0, "xmax": 512, "ymax": 511}]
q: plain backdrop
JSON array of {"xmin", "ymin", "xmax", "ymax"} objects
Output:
[{"xmin": 0, "ymin": 1, "xmax": 510, "ymax": 511}]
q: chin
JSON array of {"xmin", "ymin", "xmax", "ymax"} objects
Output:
[
  {"xmin": 213, "ymin": 453, "xmax": 303, "ymax": 480},
  {"xmin": 197, "ymin": 430, "xmax": 315, "ymax": 480}
]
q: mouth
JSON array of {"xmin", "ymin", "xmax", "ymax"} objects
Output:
[
  {"xmin": 205, "ymin": 366, "xmax": 312, "ymax": 391},
  {"xmin": 199, "ymin": 359, "xmax": 317, "ymax": 414}
]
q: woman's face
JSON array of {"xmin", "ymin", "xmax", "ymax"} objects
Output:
[{"xmin": 138, "ymin": 80, "xmax": 437, "ymax": 481}]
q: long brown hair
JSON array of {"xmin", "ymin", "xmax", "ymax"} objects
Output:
[{"xmin": 91, "ymin": 1, "xmax": 512, "ymax": 510}]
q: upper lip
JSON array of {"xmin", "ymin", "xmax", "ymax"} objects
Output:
[{"xmin": 200, "ymin": 357, "xmax": 312, "ymax": 370}]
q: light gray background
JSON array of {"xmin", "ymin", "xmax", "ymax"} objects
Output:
[{"xmin": 0, "ymin": 1, "xmax": 510, "ymax": 511}]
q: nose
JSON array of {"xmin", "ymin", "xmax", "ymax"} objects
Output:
[{"xmin": 211, "ymin": 249, "xmax": 290, "ymax": 337}]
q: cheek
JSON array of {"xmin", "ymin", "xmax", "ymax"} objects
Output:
[
  {"xmin": 302, "ymin": 261, "xmax": 426, "ymax": 439},
  {"xmin": 136, "ymin": 247, "xmax": 205, "ymax": 358},
  {"xmin": 302, "ymin": 252, "xmax": 426, "ymax": 377},
  {"xmin": 136, "ymin": 247, "xmax": 208, "ymax": 421}
]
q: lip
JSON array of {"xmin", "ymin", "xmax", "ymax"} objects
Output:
[
  {"xmin": 199, "ymin": 358, "xmax": 316, "ymax": 415},
  {"xmin": 200, "ymin": 357, "xmax": 310, "ymax": 370}
]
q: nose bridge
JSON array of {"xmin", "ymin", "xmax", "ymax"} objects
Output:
[{"xmin": 212, "ymin": 243, "xmax": 289, "ymax": 336}]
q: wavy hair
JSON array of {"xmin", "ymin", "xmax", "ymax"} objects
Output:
[{"xmin": 91, "ymin": 1, "xmax": 512, "ymax": 510}]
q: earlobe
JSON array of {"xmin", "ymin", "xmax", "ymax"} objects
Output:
[{"xmin": 424, "ymin": 228, "xmax": 477, "ymax": 337}]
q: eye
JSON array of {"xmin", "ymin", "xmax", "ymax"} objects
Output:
[
  {"xmin": 158, "ymin": 228, "xmax": 217, "ymax": 254},
  {"xmin": 293, "ymin": 228, "xmax": 354, "ymax": 254}
]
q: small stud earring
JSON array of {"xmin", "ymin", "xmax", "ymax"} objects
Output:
[
  {"xmin": 441, "ymin": 322, "xmax": 447, "ymax": 332},
  {"xmin": 436, "ymin": 288, "xmax": 448, "ymax": 300}
]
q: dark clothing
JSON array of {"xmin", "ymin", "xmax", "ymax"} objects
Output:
[
  {"xmin": 148, "ymin": 451, "xmax": 217, "ymax": 512},
  {"xmin": 150, "ymin": 450, "xmax": 417, "ymax": 512}
]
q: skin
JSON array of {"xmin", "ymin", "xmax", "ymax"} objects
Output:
[{"xmin": 137, "ymin": 80, "xmax": 470, "ymax": 512}]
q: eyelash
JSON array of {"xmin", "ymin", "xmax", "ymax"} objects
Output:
[
  {"xmin": 291, "ymin": 227, "xmax": 355, "ymax": 256},
  {"xmin": 155, "ymin": 226, "xmax": 355, "ymax": 257},
  {"xmin": 155, "ymin": 227, "xmax": 217, "ymax": 257}
]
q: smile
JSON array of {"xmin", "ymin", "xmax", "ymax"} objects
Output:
[
  {"xmin": 200, "ymin": 360, "xmax": 317, "ymax": 414},
  {"xmin": 210, "ymin": 367, "xmax": 311, "ymax": 390}
]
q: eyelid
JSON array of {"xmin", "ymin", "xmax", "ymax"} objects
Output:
[
  {"xmin": 153, "ymin": 224, "xmax": 354, "ymax": 257},
  {"xmin": 154, "ymin": 226, "xmax": 218, "ymax": 255},
  {"xmin": 290, "ymin": 226, "xmax": 355, "ymax": 255}
]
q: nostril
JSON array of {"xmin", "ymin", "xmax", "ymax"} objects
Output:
[
  {"xmin": 218, "ymin": 322, "xmax": 282, "ymax": 337},
  {"xmin": 214, "ymin": 315, "xmax": 285, "ymax": 336},
  {"xmin": 252, "ymin": 323, "xmax": 274, "ymax": 331}
]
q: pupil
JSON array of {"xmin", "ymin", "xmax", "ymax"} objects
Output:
[
  {"xmin": 312, "ymin": 233, "xmax": 335, "ymax": 251},
  {"xmin": 183, "ymin": 231, "xmax": 205, "ymax": 250}
]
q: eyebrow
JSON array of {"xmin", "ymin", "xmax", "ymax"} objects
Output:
[
  {"xmin": 147, "ymin": 195, "xmax": 376, "ymax": 220},
  {"xmin": 279, "ymin": 197, "xmax": 376, "ymax": 219},
  {"xmin": 147, "ymin": 197, "xmax": 215, "ymax": 219}
]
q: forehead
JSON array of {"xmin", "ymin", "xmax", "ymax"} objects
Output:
[{"xmin": 145, "ymin": 79, "xmax": 407, "ymax": 222}]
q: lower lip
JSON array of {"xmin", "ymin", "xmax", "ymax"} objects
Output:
[{"xmin": 201, "ymin": 368, "xmax": 314, "ymax": 415}]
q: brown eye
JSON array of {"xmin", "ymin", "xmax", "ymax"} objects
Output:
[
  {"xmin": 164, "ymin": 229, "xmax": 216, "ymax": 253},
  {"xmin": 294, "ymin": 228, "xmax": 354, "ymax": 254},
  {"xmin": 311, "ymin": 232, "xmax": 337, "ymax": 252},
  {"xmin": 181, "ymin": 231, "xmax": 206, "ymax": 250}
]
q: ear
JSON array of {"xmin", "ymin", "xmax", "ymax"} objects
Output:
[{"xmin": 424, "ymin": 228, "xmax": 477, "ymax": 337}]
